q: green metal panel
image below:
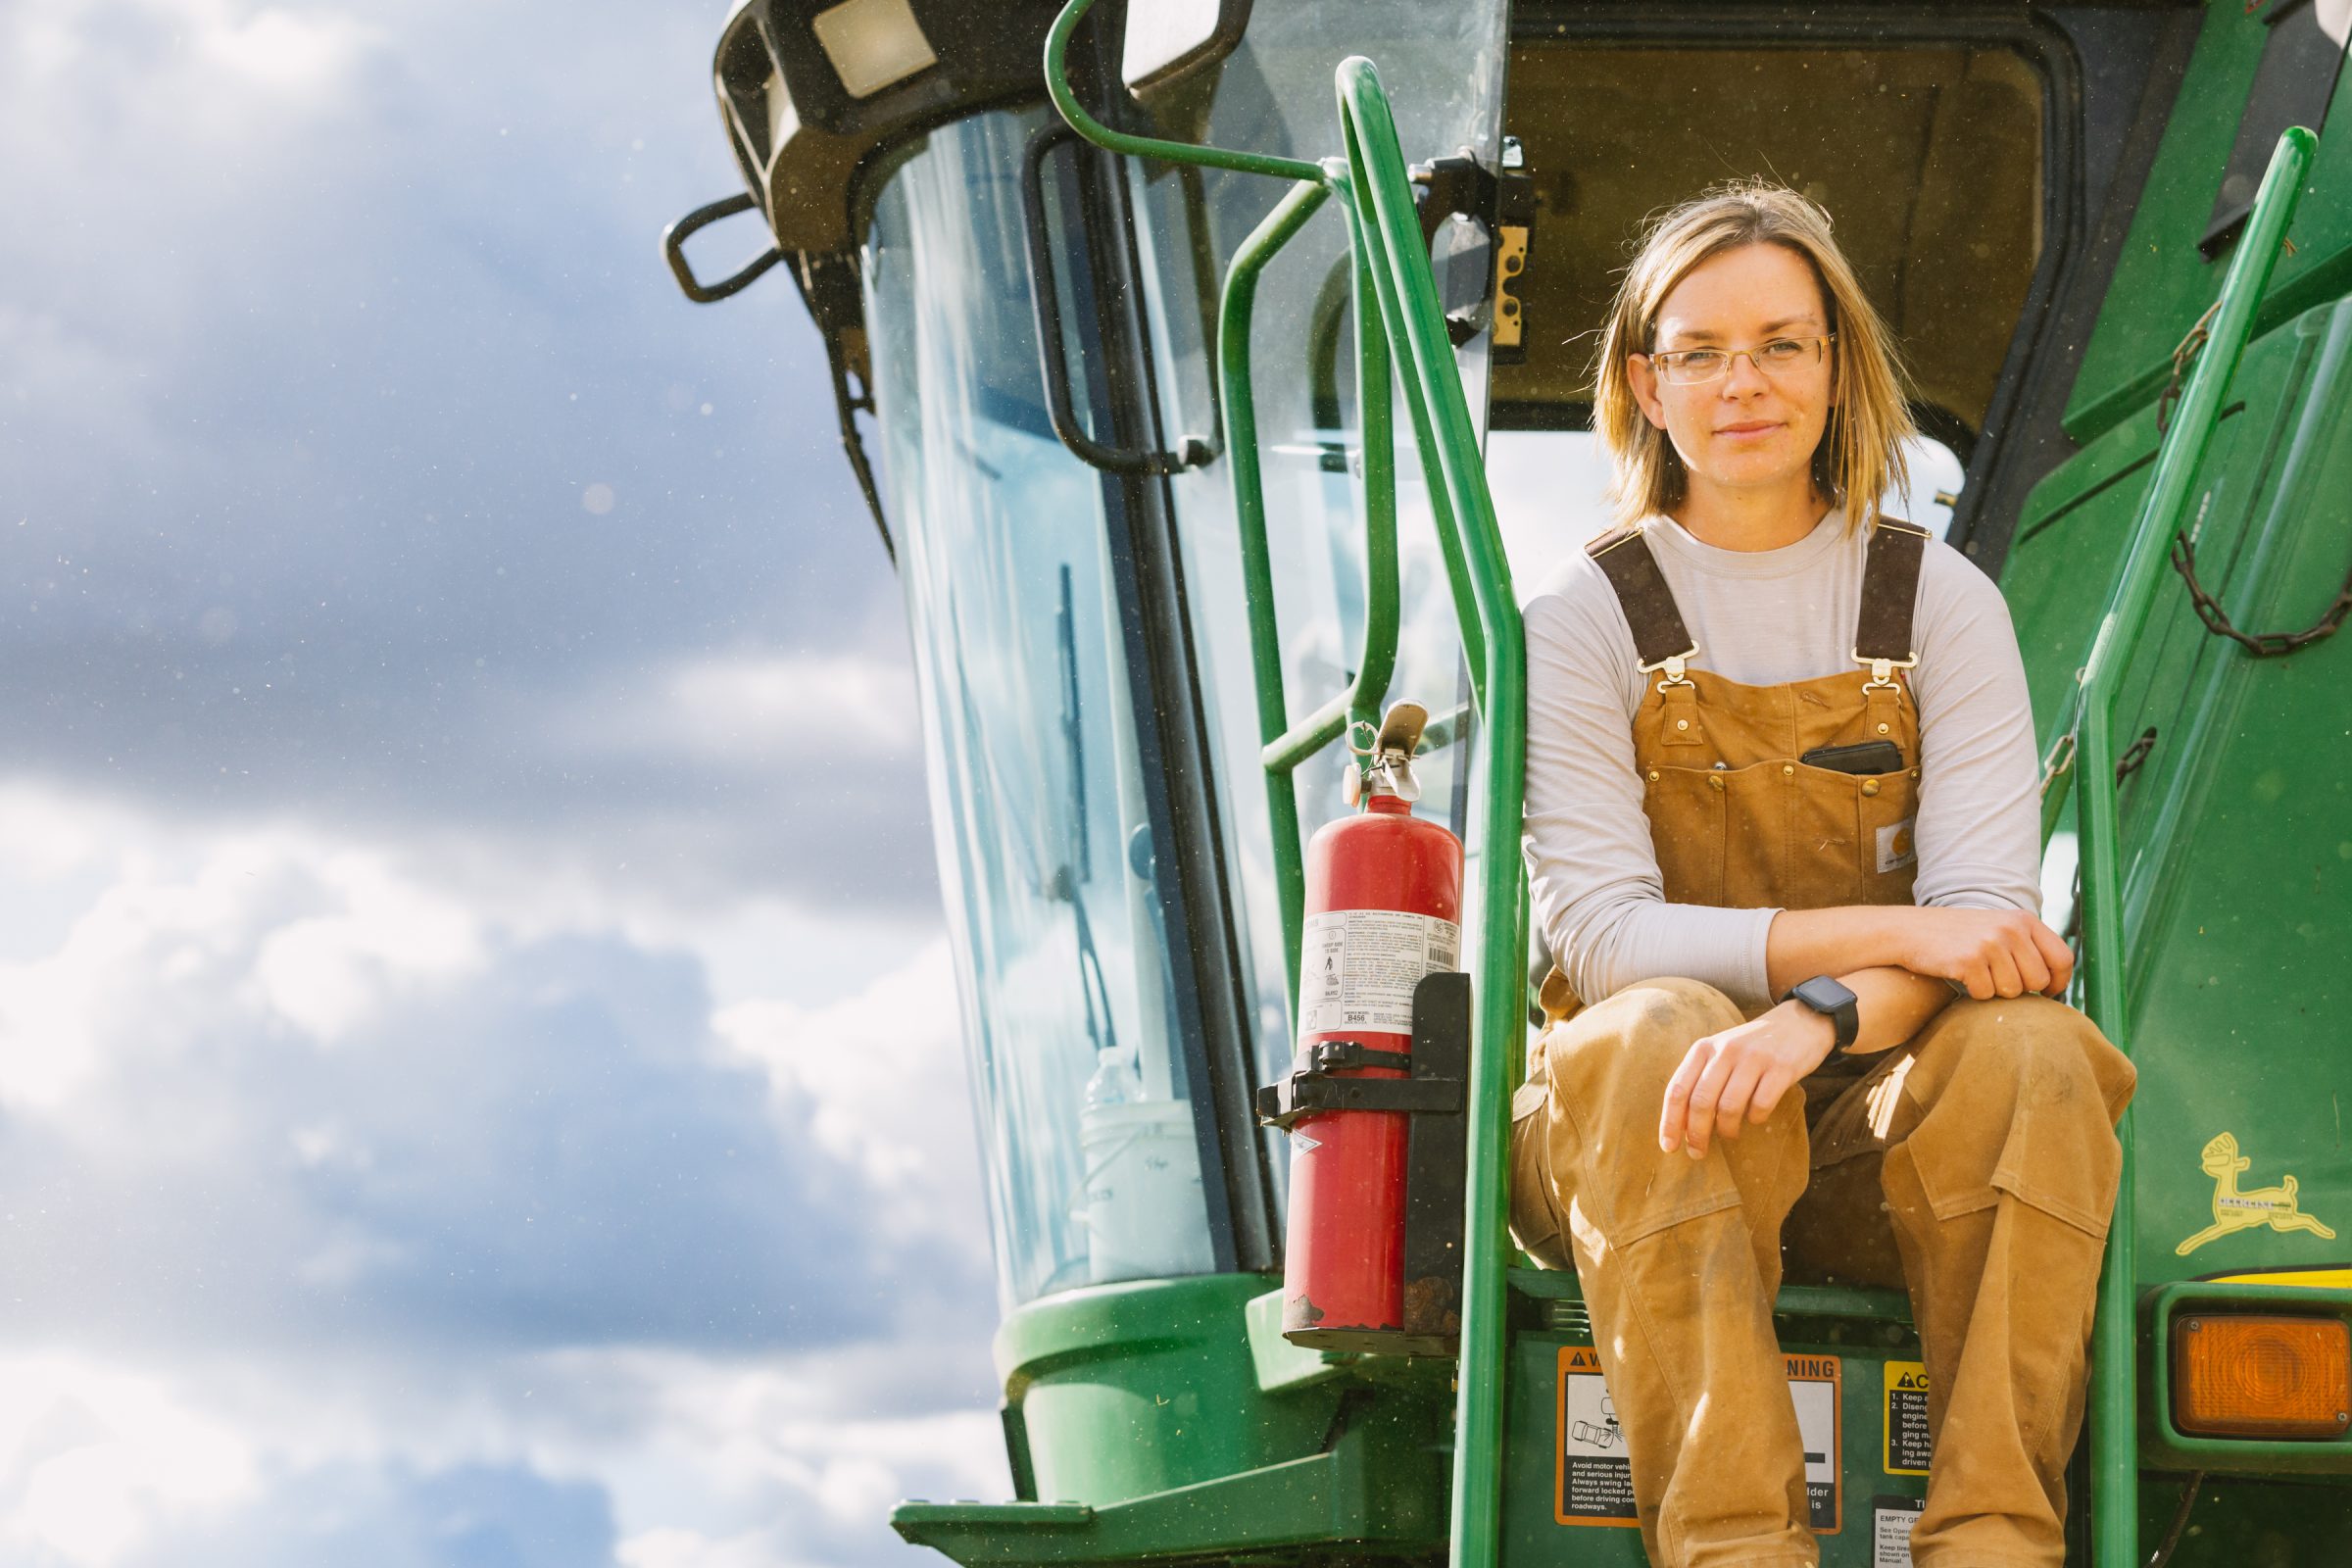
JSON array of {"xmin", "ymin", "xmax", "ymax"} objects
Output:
[
  {"xmin": 2127, "ymin": 1475, "xmax": 2352, "ymax": 1568},
  {"xmin": 2010, "ymin": 292, "xmax": 2352, "ymax": 1299},
  {"xmin": 2028, "ymin": 126, "xmax": 2315, "ymax": 1568},
  {"xmin": 895, "ymin": 1273, "xmax": 1451, "ymax": 1565},
  {"xmin": 2065, "ymin": 1, "xmax": 2352, "ymax": 443},
  {"xmin": 989, "ymin": 1274, "xmax": 1342, "ymax": 1502}
]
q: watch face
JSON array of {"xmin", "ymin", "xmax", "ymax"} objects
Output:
[{"xmin": 1793, "ymin": 976, "xmax": 1857, "ymax": 1013}]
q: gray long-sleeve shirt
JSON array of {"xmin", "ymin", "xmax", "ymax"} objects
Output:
[{"xmin": 1521, "ymin": 510, "xmax": 2044, "ymax": 1012}]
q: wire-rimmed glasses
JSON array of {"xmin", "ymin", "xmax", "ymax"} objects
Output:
[{"xmin": 1642, "ymin": 335, "xmax": 1836, "ymax": 386}]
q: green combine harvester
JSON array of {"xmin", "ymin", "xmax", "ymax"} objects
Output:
[{"xmin": 666, "ymin": 1, "xmax": 2352, "ymax": 1562}]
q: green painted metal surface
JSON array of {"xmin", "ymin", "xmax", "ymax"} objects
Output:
[
  {"xmin": 894, "ymin": 1274, "xmax": 1451, "ymax": 1565},
  {"xmin": 989, "ymin": 1275, "xmax": 1339, "ymax": 1503},
  {"xmin": 2067, "ymin": 3, "xmax": 2352, "ymax": 443},
  {"xmin": 2034, "ymin": 127, "xmax": 2316, "ymax": 1568}
]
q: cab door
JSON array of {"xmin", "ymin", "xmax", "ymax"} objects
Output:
[{"xmin": 1109, "ymin": 0, "xmax": 1516, "ymax": 1199}]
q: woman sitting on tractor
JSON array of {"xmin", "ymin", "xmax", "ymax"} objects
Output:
[{"xmin": 1508, "ymin": 185, "xmax": 2136, "ymax": 1568}]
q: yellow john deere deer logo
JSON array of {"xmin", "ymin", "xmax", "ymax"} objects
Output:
[{"xmin": 2176, "ymin": 1131, "xmax": 2338, "ymax": 1256}]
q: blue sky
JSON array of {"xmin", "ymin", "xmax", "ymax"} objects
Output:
[{"xmin": 0, "ymin": 1, "xmax": 1002, "ymax": 1563}]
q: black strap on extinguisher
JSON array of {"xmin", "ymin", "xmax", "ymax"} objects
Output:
[{"xmin": 1254, "ymin": 1040, "xmax": 1463, "ymax": 1128}]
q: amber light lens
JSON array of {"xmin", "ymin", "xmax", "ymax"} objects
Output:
[{"xmin": 2173, "ymin": 1314, "xmax": 2352, "ymax": 1440}]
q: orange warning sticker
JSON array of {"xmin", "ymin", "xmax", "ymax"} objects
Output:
[
  {"xmin": 1553, "ymin": 1346, "xmax": 1636, "ymax": 1527},
  {"xmin": 1787, "ymin": 1353, "xmax": 1841, "ymax": 1535},
  {"xmin": 1552, "ymin": 1347, "xmax": 1840, "ymax": 1534}
]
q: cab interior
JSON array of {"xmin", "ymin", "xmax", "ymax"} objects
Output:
[{"xmin": 1487, "ymin": 35, "xmax": 2050, "ymax": 560}]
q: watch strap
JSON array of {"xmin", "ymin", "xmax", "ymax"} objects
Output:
[{"xmin": 1787, "ymin": 975, "xmax": 1859, "ymax": 1051}]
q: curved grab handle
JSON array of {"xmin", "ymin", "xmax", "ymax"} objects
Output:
[
  {"xmin": 1020, "ymin": 122, "xmax": 1214, "ymax": 477},
  {"xmin": 663, "ymin": 192, "xmax": 786, "ymax": 304}
]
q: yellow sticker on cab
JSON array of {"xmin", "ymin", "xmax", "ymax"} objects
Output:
[{"xmin": 1884, "ymin": 1360, "xmax": 1931, "ymax": 1475}]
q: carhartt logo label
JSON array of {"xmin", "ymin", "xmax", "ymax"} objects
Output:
[{"xmin": 1875, "ymin": 818, "xmax": 1917, "ymax": 874}]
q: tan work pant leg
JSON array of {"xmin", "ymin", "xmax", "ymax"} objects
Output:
[
  {"xmin": 1509, "ymin": 986, "xmax": 2135, "ymax": 1568},
  {"xmin": 1788, "ymin": 996, "xmax": 2136, "ymax": 1568},
  {"xmin": 1508, "ymin": 979, "xmax": 1816, "ymax": 1568}
]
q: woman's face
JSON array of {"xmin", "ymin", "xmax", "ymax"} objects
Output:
[{"xmin": 1627, "ymin": 241, "xmax": 1836, "ymax": 503}]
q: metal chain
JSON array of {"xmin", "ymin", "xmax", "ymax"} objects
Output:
[
  {"xmin": 2153, "ymin": 288, "xmax": 2349, "ymax": 658},
  {"xmin": 2037, "ymin": 730, "xmax": 2076, "ymax": 800},
  {"xmin": 2153, "ymin": 301, "xmax": 2221, "ymax": 438},
  {"xmin": 2114, "ymin": 726, "xmax": 2158, "ymax": 782},
  {"xmin": 2170, "ymin": 528, "xmax": 2352, "ymax": 656}
]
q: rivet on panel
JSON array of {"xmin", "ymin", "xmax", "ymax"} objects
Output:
[
  {"xmin": 1862, "ymin": 779, "xmax": 1881, "ymax": 798},
  {"xmin": 1782, "ymin": 763, "xmax": 1794, "ymax": 777},
  {"xmin": 1676, "ymin": 718, "xmax": 1690, "ymax": 730},
  {"xmin": 1708, "ymin": 775, "xmax": 1725, "ymax": 793},
  {"xmin": 1877, "ymin": 721, "xmax": 1890, "ymax": 735},
  {"xmin": 1647, "ymin": 769, "xmax": 1660, "ymax": 782}
]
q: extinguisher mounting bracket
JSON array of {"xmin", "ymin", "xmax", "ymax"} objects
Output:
[
  {"xmin": 1303, "ymin": 1039, "xmax": 1415, "ymax": 1075},
  {"xmin": 1254, "ymin": 1041, "xmax": 1462, "ymax": 1131}
]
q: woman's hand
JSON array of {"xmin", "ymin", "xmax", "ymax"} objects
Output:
[
  {"xmin": 1659, "ymin": 1003, "xmax": 1837, "ymax": 1157},
  {"xmin": 1892, "ymin": 906, "xmax": 2073, "ymax": 1001}
]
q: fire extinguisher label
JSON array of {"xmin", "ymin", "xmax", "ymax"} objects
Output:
[{"xmin": 1298, "ymin": 908, "xmax": 1461, "ymax": 1039}]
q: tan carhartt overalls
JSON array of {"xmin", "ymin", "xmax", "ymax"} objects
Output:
[{"xmin": 1509, "ymin": 518, "xmax": 2136, "ymax": 1568}]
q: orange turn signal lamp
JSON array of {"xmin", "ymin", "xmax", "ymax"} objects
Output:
[{"xmin": 2172, "ymin": 1313, "xmax": 2352, "ymax": 1441}]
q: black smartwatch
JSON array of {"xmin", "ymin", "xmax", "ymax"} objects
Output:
[{"xmin": 1785, "ymin": 975, "xmax": 1860, "ymax": 1052}]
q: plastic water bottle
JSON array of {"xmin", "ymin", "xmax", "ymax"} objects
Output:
[{"xmin": 1082, "ymin": 1044, "xmax": 1142, "ymax": 1109}]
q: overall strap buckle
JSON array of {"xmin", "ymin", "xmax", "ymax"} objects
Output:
[
  {"xmin": 1590, "ymin": 524, "xmax": 1699, "ymax": 687},
  {"xmin": 1854, "ymin": 651, "xmax": 1919, "ymax": 692},
  {"xmin": 1855, "ymin": 517, "xmax": 1931, "ymax": 695}
]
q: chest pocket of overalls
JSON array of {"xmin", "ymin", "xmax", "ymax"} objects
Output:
[
  {"xmin": 1638, "ymin": 665, "xmax": 1921, "ymax": 911},
  {"xmin": 1597, "ymin": 518, "xmax": 1934, "ymax": 919}
]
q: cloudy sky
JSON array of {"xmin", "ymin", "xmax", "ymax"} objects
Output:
[{"xmin": 0, "ymin": 2, "xmax": 1004, "ymax": 1563}]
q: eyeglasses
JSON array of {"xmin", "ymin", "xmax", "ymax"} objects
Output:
[{"xmin": 1642, "ymin": 335, "xmax": 1835, "ymax": 386}]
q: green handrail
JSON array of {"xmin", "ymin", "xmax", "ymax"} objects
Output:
[
  {"xmin": 1044, "ymin": 0, "xmax": 1324, "ymax": 184},
  {"xmin": 1046, "ymin": 1, "xmax": 1525, "ymax": 1554},
  {"xmin": 1217, "ymin": 172, "xmax": 1408, "ymax": 1018},
  {"xmin": 2035, "ymin": 125, "xmax": 2314, "ymax": 1568},
  {"xmin": 1335, "ymin": 58, "xmax": 1523, "ymax": 1568}
]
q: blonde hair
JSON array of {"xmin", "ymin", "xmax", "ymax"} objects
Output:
[{"xmin": 1592, "ymin": 183, "xmax": 1914, "ymax": 530}]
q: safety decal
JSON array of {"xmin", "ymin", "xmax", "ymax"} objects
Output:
[
  {"xmin": 2176, "ymin": 1131, "xmax": 2338, "ymax": 1256},
  {"xmin": 1872, "ymin": 1494, "xmax": 1923, "ymax": 1568},
  {"xmin": 1297, "ymin": 908, "xmax": 1460, "ymax": 1039},
  {"xmin": 1883, "ymin": 1360, "xmax": 1931, "ymax": 1475},
  {"xmin": 1553, "ymin": 1348, "xmax": 1838, "ymax": 1532},
  {"xmin": 1874, "ymin": 818, "xmax": 1917, "ymax": 874},
  {"xmin": 1553, "ymin": 1347, "xmax": 1637, "ymax": 1527},
  {"xmin": 1787, "ymin": 1354, "xmax": 1841, "ymax": 1535}
]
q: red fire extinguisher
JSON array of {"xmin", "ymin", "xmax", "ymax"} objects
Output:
[{"xmin": 1261, "ymin": 701, "xmax": 1463, "ymax": 1348}]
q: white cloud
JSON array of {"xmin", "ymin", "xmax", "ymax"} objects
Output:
[
  {"xmin": 252, "ymin": 853, "xmax": 484, "ymax": 1043},
  {"xmin": 554, "ymin": 652, "xmax": 923, "ymax": 770},
  {"xmin": 714, "ymin": 939, "xmax": 984, "ymax": 1233},
  {"xmin": 6, "ymin": 0, "xmax": 381, "ymax": 101},
  {"xmin": 0, "ymin": 1356, "xmax": 257, "ymax": 1567},
  {"xmin": 187, "ymin": 2, "xmax": 380, "ymax": 94}
]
